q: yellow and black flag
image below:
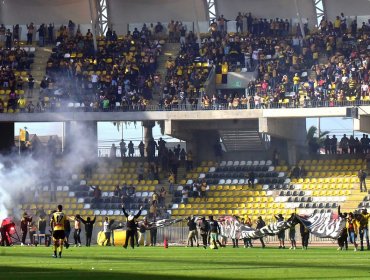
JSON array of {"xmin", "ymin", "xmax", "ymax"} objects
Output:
[{"xmin": 19, "ymin": 129, "xmax": 29, "ymax": 142}]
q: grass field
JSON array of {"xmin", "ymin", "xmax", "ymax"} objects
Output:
[{"xmin": 0, "ymin": 246, "xmax": 369, "ymax": 280}]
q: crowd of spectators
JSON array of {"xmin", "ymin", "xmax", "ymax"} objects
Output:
[
  {"xmin": 1, "ymin": 11, "xmax": 370, "ymax": 113},
  {"xmin": 192, "ymin": 13, "xmax": 370, "ymax": 109},
  {"xmin": 40, "ymin": 20, "xmax": 164, "ymax": 112},
  {"xmin": 0, "ymin": 46, "xmax": 34, "ymax": 113}
]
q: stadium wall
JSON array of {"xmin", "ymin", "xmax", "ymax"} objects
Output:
[
  {"xmin": 0, "ymin": 0, "xmax": 91, "ymax": 25},
  {"xmin": 324, "ymin": 0, "xmax": 370, "ymax": 21},
  {"xmin": 109, "ymin": 0, "xmax": 208, "ymax": 34},
  {"xmin": 215, "ymin": 0, "xmax": 316, "ymax": 27}
]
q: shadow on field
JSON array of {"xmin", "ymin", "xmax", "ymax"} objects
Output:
[
  {"xmin": 0, "ymin": 265, "xmax": 370, "ymax": 280},
  {"xmin": 1, "ymin": 250, "xmax": 370, "ymax": 274}
]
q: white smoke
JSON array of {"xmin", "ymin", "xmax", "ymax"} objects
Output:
[
  {"xmin": 0, "ymin": 156, "xmax": 41, "ymax": 221},
  {"xmin": 0, "ymin": 121, "xmax": 98, "ymax": 222}
]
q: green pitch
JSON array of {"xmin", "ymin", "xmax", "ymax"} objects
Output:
[{"xmin": 0, "ymin": 246, "xmax": 369, "ymax": 280}]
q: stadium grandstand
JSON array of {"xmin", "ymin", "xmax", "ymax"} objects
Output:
[{"xmin": 1, "ymin": 1, "xmax": 370, "ymax": 277}]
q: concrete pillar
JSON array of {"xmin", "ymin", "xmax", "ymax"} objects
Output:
[
  {"xmin": 142, "ymin": 121, "xmax": 155, "ymax": 157},
  {"xmin": 0, "ymin": 122, "xmax": 15, "ymax": 154},
  {"xmin": 260, "ymin": 118, "xmax": 307, "ymax": 165},
  {"xmin": 186, "ymin": 130, "xmax": 220, "ymax": 163},
  {"xmin": 354, "ymin": 116, "xmax": 370, "ymax": 134},
  {"xmin": 64, "ymin": 121, "xmax": 97, "ymax": 156}
]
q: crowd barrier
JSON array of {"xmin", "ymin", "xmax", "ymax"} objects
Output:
[{"xmin": 6, "ymin": 100, "xmax": 370, "ymax": 114}]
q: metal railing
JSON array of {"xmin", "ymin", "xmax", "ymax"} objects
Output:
[{"xmin": 8, "ymin": 100, "xmax": 370, "ymax": 114}]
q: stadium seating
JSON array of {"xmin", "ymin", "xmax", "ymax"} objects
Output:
[
  {"xmin": 170, "ymin": 159, "xmax": 293, "ymax": 223},
  {"xmin": 281, "ymin": 158, "xmax": 366, "ymax": 214},
  {"xmin": 19, "ymin": 159, "xmax": 163, "ymax": 226}
]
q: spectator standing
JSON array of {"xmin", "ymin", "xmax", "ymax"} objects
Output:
[
  {"xmin": 5, "ymin": 29, "xmax": 12, "ymax": 49},
  {"xmin": 358, "ymin": 170, "xmax": 367, "ymax": 192},
  {"xmin": 0, "ymin": 24, "xmax": 5, "ymax": 47},
  {"xmin": 200, "ymin": 180, "xmax": 208, "ymax": 200},
  {"xmin": 186, "ymin": 216, "xmax": 199, "ymax": 247},
  {"xmin": 26, "ymin": 23, "xmax": 35, "ymax": 45},
  {"xmin": 275, "ymin": 214, "xmax": 285, "ymax": 249},
  {"xmin": 119, "ymin": 139, "xmax": 127, "ymax": 158},
  {"xmin": 186, "ymin": 150, "xmax": 193, "ymax": 171},
  {"xmin": 182, "ymin": 186, "xmax": 189, "ymax": 204},
  {"xmin": 248, "ymin": 171, "xmax": 255, "ymax": 188},
  {"xmin": 37, "ymin": 24, "xmax": 45, "ymax": 47},
  {"xmin": 110, "ymin": 144, "xmax": 117, "ymax": 158},
  {"xmin": 340, "ymin": 134, "xmax": 349, "ymax": 154},
  {"xmin": 337, "ymin": 206, "xmax": 348, "ymax": 250},
  {"xmin": 121, "ymin": 205, "xmax": 142, "ymax": 249},
  {"xmin": 138, "ymin": 217, "xmax": 149, "ymax": 246},
  {"xmin": 149, "ymin": 201, "xmax": 157, "ymax": 220},
  {"xmin": 256, "ymin": 216, "xmax": 266, "ymax": 248},
  {"xmin": 20, "ymin": 212, "xmax": 32, "ymax": 246},
  {"xmin": 128, "ymin": 141, "xmax": 134, "ymax": 157},
  {"xmin": 150, "ymin": 219, "xmax": 157, "ymax": 246},
  {"xmin": 71, "ymin": 215, "xmax": 82, "ymax": 247},
  {"xmin": 324, "ymin": 135, "xmax": 331, "ymax": 154},
  {"xmin": 289, "ymin": 218, "xmax": 297, "ymax": 250},
  {"xmin": 64, "ymin": 218, "xmax": 71, "ymax": 248},
  {"xmin": 300, "ymin": 222, "xmax": 310, "ymax": 250},
  {"xmin": 199, "ymin": 217, "xmax": 210, "ymax": 249},
  {"xmin": 359, "ymin": 209, "xmax": 370, "ymax": 251},
  {"xmin": 27, "ymin": 75, "xmax": 35, "ymax": 98},
  {"xmin": 103, "ymin": 217, "xmax": 111, "ymax": 246},
  {"xmin": 331, "ymin": 135, "xmax": 338, "ymax": 154},
  {"xmin": 48, "ymin": 23, "xmax": 54, "ymax": 44},
  {"xmin": 209, "ymin": 215, "xmax": 222, "ymax": 249},
  {"xmin": 78, "ymin": 215, "xmax": 96, "ymax": 247},
  {"xmin": 346, "ymin": 212, "xmax": 359, "ymax": 251},
  {"xmin": 138, "ymin": 141, "xmax": 145, "ymax": 157},
  {"xmin": 159, "ymin": 187, "xmax": 166, "ymax": 207}
]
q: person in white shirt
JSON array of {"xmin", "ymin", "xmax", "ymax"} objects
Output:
[
  {"xmin": 91, "ymin": 73, "xmax": 99, "ymax": 89},
  {"xmin": 103, "ymin": 217, "xmax": 111, "ymax": 246},
  {"xmin": 182, "ymin": 187, "xmax": 189, "ymax": 204}
]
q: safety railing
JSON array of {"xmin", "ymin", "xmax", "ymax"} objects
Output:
[{"xmin": 5, "ymin": 99, "xmax": 370, "ymax": 114}]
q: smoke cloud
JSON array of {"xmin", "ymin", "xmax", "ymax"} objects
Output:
[{"xmin": 0, "ymin": 121, "xmax": 98, "ymax": 222}]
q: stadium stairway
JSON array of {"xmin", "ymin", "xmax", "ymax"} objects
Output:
[
  {"xmin": 151, "ymin": 42, "xmax": 181, "ymax": 103},
  {"xmin": 29, "ymin": 46, "xmax": 52, "ymax": 103},
  {"xmin": 219, "ymin": 130, "xmax": 267, "ymax": 152},
  {"xmin": 340, "ymin": 188, "xmax": 368, "ymax": 212}
]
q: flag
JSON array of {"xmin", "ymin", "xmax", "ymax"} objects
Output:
[
  {"xmin": 19, "ymin": 129, "xmax": 26, "ymax": 142},
  {"xmin": 295, "ymin": 212, "xmax": 345, "ymax": 239},
  {"xmin": 217, "ymin": 213, "xmax": 345, "ymax": 240}
]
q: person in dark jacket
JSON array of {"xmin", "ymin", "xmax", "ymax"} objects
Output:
[
  {"xmin": 20, "ymin": 212, "xmax": 32, "ymax": 246},
  {"xmin": 300, "ymin": 222, "xmax": 310, "ymax": 250},
  {"xmin": 256, "ymin": 216, "xmax": 266, "ymax": 248},
  {"xmin": 78, "ymin": 215, "xmax": 96, "ymax": 246},
  {"xmin": 150, "ymin": 218, "xmax": 157, "ymax": 246},
  {"xmin": 122, "ymin": 204, "xmax": 142, "ymax": 249},
  {"xmin": 186, "ymin": 216, "xmax": 198, "ymax": 247},
  {"xmin": 337, "ymin": 206, "xmax": 348, "ymax": 250},
  {"xmin": 64, "ymin": 218, "xmax": 71, "ymax": 248},
  {"xmin": 199, "ymin": 217, "xmax": 210, "ymax": 249}
]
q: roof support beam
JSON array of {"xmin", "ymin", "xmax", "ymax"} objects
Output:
[{"xmin": 313, "ymin": 0, "xmax": 326, "ymax": 26}]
